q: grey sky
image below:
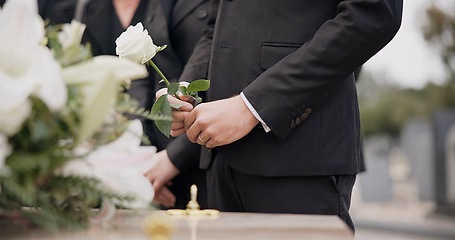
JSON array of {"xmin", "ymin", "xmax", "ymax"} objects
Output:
[{"xmin": 364, "ymin": 0, "xmax": 452, "ymax": 89}]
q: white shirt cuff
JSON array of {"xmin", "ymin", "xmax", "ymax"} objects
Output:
[{"xmin": 240, "ymin": 92, "xmax": 271, "ymax": 133}]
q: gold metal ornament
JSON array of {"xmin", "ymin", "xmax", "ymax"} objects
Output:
[{"xmin": 166, "ymin": 184, "xmax": 220, "ymax": 217}]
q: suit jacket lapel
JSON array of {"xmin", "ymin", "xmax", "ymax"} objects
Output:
[
  {"xmin": 143, "ymin": 0, "xmax": 184, "ymax": 72},
  {"xmin": 171, "ymin": 0, "xmax": 205, "ymax": 29},
  {"xmin": 142, "ymin": 0, "xmax": 169, "ymax": 46},
  {"xmin": 84, "ymin": 0, "xmax": 110, "ymax": 55}
]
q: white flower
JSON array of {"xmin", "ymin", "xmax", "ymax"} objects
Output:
[
  {"xmin": 115, "ymin": 23, "xmax": 159, "ymax": 64},
  {"xmin": 0, "ymin": 134, "xmax": 11, "ymax": 176},
  {"xmin": 58, "ymin": 20, "xmax": 86, "ymax": 51},
  {"xmin": 62, "ymin": 56, "xmax": 148, "ymax": 142},
  {"xmin": 0, "ymin": 0, "xmax": 67, "ymax": 136},
  {"xmin": 0, "ymin": 76, "xmax": 32, "ymax": 136},
  {"xmin": 58, "ymin": 120, "xmax": 157, "ymax": 209}
]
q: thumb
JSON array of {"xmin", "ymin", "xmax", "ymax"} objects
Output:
[
  {"xmin": 168, "ymin": 94, "xmax": 194, "ymax": 112},
  {"xmin": 155, "ymin": 87, "xmax": 167, "ymax": 99}
]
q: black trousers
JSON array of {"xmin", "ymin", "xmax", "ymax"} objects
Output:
[{"xmin": 206, "ymin": 157, "xmax": 357, "ymax": 232}]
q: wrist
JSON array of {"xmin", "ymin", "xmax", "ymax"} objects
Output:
[{"xmin": 235, "ymin": 95, "xmax": 259, "ymax": 127}]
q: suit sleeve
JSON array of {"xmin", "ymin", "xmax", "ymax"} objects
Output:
[
  {"xmin": 166, "ymin": 135, "xmax": 201, "ymax": 171},
  {"xmin": 166, "ymin": 0, "xmax": 219, "ymax": 170},
  {"xmin": 242, "ymin": 0, "xmax": 403, "ymax": 140}
]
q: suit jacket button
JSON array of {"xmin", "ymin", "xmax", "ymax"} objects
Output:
[
  {"xmin": 290, "ymin": 120, "xmax": 296, "ymax": 128},
  {"xmin": 197, "ymin": 9, "xmax": 208, "ymax": 19},
  {"xmin": 301, "ymin": 108, "xmax": 312, "ymax": 120}
]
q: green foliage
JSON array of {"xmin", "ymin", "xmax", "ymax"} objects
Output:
[
  {"xmin": 359, "ymin": 83, "xmax": 428, "ymax": 137},
  {"xmin": 0, "ymin": 87, "xmax": 134, "ymax": 229},
  {"xmin": 359, "ymin": 78, "xmax": 455, "ymax": 137},
  {"xmin": 0, "ymin": 175, "xmax": 131, "ymax": 230},
  {"xmin": 422, "ymin": 4, "xmax": 455, "ymax": 78}
]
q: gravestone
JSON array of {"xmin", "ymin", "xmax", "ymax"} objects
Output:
[
  {"xmin": 445, "ymin": 125, "xmax": 455, "ymax": 205},
  {"xmin": 432, "ymin": 109, "xmax": 455, "ymax": 215},
  {"xmin": 359, "ymin": 135, "xmax": 394, "ymax": 202},
  {"xmin": 400, "ymin": 118, "xmax": 434, "ymax": 200}
]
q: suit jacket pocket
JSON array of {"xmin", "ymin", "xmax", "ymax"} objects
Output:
[{"xmin": 260, "ymin": 42, "xmax": 302, "ymax": 70}]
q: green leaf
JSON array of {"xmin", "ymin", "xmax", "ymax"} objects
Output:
[
  {"xmin": 193, "ymin": 96, "xmax": 202, "ymax": 104},
  {"xmin": 168, "ymin": 82, "xmax": 180, "ymax": 96},
  {"xmin": 151, "ymin": 94, "xmax": 172, "ymax": 137},
  {"xmin": 179, "ymin": 85, "xmax": 188, "ymax": 96},
  {"xmin": 187, "ymin": 80, "xmax": 210, "ymax": 93}
]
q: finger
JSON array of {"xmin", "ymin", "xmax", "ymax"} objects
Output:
[
  {"xmin": 155, "ymin": 88, "xmax": 167, "ymax": 99},
  {"xmin": 168, "ymin": 95, "xmax": 193, "ymax": 112},
  {"xmin": 155, "ymin": 188, "xmax": 176, "ymax": 207},
  {"xmin": 205, "ymin": 137, "xmax": 219, "ymax": 149},
  {"xmin": 170, "ymin": 128, "xmax": 186, "ymax": 137},
  {"xmin": 186, "ymin": 125, "xmax": 201, "ymax": 143},
  {"xmin": 170, "ymin": 121, "xmax": 185, "ymax": 130},
  {"xmin": 184, "ymin": 111, "xmax": 201, "ymax": 142},
  {"xmin": 184, "ymin": 109, "xmax": 197, "ymax": 131},
  {"xmin": 160, "ymin": 187, "xmax": 176, "ymax": 204},
  {"xmin": 197, "ymin": 134, "xmax": 209, "ymax": 146},
  {"xmin": 154, "ymin": 193, "xmax": 174, "ymax": 208},
  {"xmin": 179, "ymin": 81, "xmax": 190, "ymax": 87},
  {"xmin": 155, "ymin": 194, "xmax": 173, "ymax": 207},
  {"xmin": 179, "ymin": 95, "xmax": 196, "ymax": 107},
  {"xmin": 145, "ymin": 170, "xmax": 157, "ymax": 182},
  {"xmin": 152, "ymin": 179, "xmax": 165, "ymax": 193},
  {"xmin": 171, "ymin": 111, "xmax": 190, "ymax": 122}
]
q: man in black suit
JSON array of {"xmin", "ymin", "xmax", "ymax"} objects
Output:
[
  {"xmin": 39, "ymin": 0, "xmax": 210, "ymax": 210},
  {"xmin": 155, "ymin": 0, "xmax": 403, "ymax": 231}
]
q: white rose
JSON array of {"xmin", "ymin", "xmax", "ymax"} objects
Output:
[
  {"xmin": 58, "ymin": 20, "xmax": 86, "ymax": 51},
  {"xmin": 115, "ymin": 22, "xmax": 159, "ymax": 64},
  {"xmin": 58, "ymin": 120, "xmax": 156, "ymax": 209},
  {"xmin": 63, "ymin": 56, "xmax": 148, "ymax": 142},
  {"xmin": 0, "ymin": 134, "xmax": 11, "ymax": 176}
]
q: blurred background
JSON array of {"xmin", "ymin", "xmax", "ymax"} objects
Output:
[{"xmin": 352, "ymin": 0, "xmax": 455, "ymax": 239}]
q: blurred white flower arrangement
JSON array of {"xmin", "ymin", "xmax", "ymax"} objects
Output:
[{"xmin": 0, "ymin": 0, "xmax": 167, "ymax": 229}]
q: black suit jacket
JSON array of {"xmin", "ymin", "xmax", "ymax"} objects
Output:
[{"xmin": 167, "ymin": 0, "xmax": 403, "ymax": 177}]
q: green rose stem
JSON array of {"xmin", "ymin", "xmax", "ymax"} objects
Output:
[{"xmin": 148, "ymin": 60, "xmax": 170, "ymax": 88}]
